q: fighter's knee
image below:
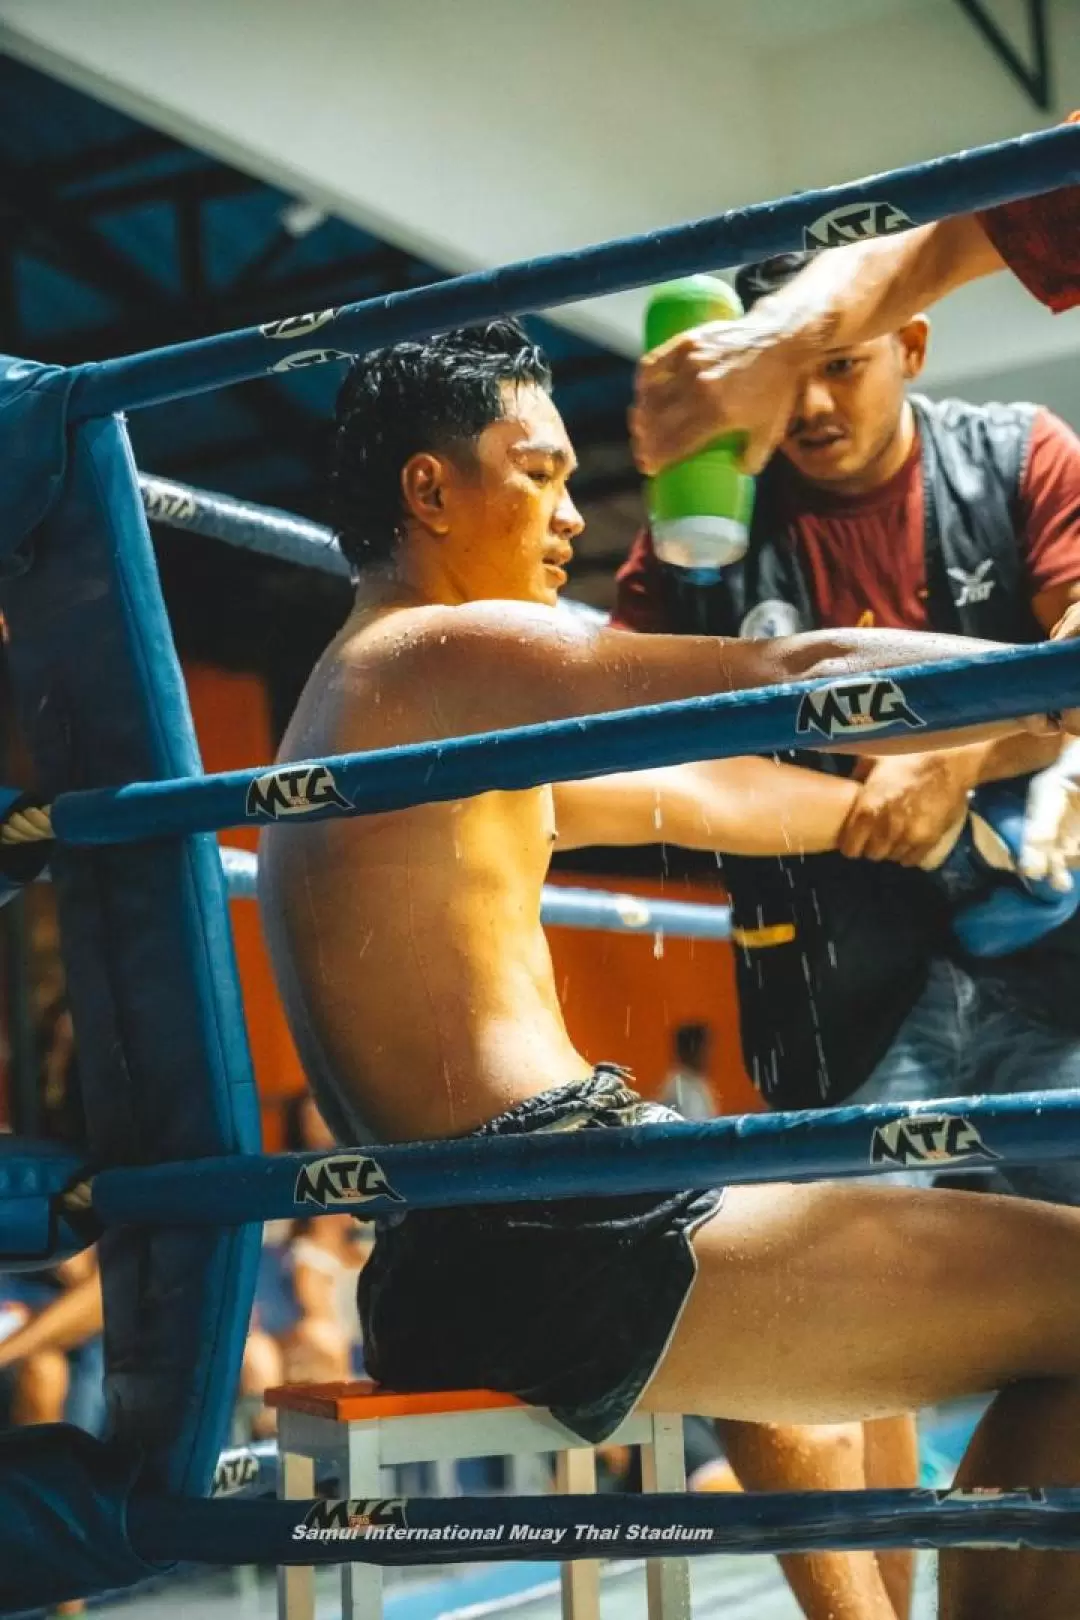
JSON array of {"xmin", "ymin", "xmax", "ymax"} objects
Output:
[
  {"xmin": 754, "ymin": 1419, "xmax": 866, "ymax": 1471},
  {"xmin": 802, "ymin": 1420, "xmax": 866, "ymax": 1468}
]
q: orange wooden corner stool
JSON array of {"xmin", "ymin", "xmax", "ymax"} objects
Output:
[{"xmin": 268, "ymin": 1378, "xmax": 692, "ymax": 1620}]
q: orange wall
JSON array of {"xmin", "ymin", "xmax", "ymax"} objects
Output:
[
  {"xmin": 184, "ymin": 665, "xmax": 760, "ymax": 1134},
  {"xmin": 185, "ymin": 664, "xmax": 305, "ymax": 1147}
]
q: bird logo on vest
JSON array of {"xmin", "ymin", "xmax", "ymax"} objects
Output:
[{"xmin": 947, "ymin": 560, "xmax": 996, "ymax": 606}]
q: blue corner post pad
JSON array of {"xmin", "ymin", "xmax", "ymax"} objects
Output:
[
  {"xmin": 0, "ymin": 1426, "xmax": 162, "ymax": 1610},
  {"xmin": 0, "ymin": 392, "xmax": 263, "ymax": 1497},
  {"xmin": 0, "ymin": 356, "xmax": 75, "ymax": 569},
  {"xmin": 0, "ymin": 1138, "xmax": 90, "ymax": 1270}
]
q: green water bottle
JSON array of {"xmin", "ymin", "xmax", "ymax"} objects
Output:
[{"xmin": 644, "ymin": 274, "xmax": 755, "ymax": 580}]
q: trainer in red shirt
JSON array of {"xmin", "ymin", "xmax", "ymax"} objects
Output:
[{"xmin": 618, "ymin": 295, "xmax": 1080, "ymax": 865}]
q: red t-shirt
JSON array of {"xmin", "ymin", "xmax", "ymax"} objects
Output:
[
  {"xmin": 975, "ymin": 111, "xmax": 1080, "ymax": 313},
  {"xmin": 614, "ymin": 408, "xmax": 1080, "ymax": 634}
]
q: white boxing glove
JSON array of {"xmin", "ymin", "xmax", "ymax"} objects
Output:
[{"xmin": 1020, "ymin": 743, "xmax": 1080, "ymax": 893}]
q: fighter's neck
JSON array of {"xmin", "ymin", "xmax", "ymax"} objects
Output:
[{"xmin": 350, "ymin": 551, "xmax": 472, "ymax": 616}]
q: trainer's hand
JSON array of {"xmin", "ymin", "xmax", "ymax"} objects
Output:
[
  {"xmin": 630, "ymin": 320, "xmax": 800, "ymax": 475},
  {"xmin": 1051, "ymin": 601, "xmax": 1080, "ymax": 643},
  {"xmin": 1048, "ymin": 601, "xmax": 1080, "ymax": 734},
  {"xmin": 1020, "ymin": 760, "xmax": 1080, "ymax": 892},
  {"xmin": 838, "ymin": 752, "xmax": 975, "ymax": 867}
]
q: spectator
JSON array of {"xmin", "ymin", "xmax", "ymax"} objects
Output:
[
  {"xmin": 658, "ymin": 1022, "xmax": 716, "ymax": 1121},
  {"xmin": 240, "ymin": 1093, "xmax": 372, "ymax": 1431},
  {"xmin": 0, "ymin": 1251, "xmax": 104, "ymax": 1433}
]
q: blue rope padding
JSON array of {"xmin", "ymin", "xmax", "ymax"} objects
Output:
[
  {"xmin": 139, "ymin": 475, "xmax": 351, "ymax": 578},
  {"xmin": 127, "ymin": 1487, "xmax": 1080, "ymax": 1563},
  {"xmin": 86, "ymin": 1087, "xmax": 1080, "ymax": 1224},
  {"xmin": 67, "ymin": 124, "xmax": 1080, "ymax": 420},
  {"xmin": 46, "ymin": 638, "xmax": 1080, "ymax": 846}
]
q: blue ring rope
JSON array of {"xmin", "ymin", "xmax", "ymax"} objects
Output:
[
  {"xmin": 129, "ymin": 1487, "xmax": 1080, "ymax": 1564},
  {"xmin": 85, "ymin": 1087, "xmax": 1080, "ymax": 1224},
  {"xmin": 140, "ymin": 475, "xmax": 352, "ymax": 579},
  {"xmin": 217, "ymin": 847, "xmax": 732, "ymax": 939},
  {"xmin": 68, "ymin": 125, "xmax": 1080, "ymax": 420},
  {"xmin": 46, "ymin": 638, "xmax": 1080, "ymax": 846}
]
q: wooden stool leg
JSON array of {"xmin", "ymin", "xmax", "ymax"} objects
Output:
[
  {"xmin": 277, "ymin": 1425, "xmax": 316, "ymax": 1620},
  {"xmin": 555, "ymin": 1449, "xmax": 600, "ymax": 1620},
  {"xmin": 640, "ymin": 1415, "xmax": 691, "ymax": 1620},
  {"xmin": 341, "ymin": 1423, "xmax": 386, "ymax": 1620}
]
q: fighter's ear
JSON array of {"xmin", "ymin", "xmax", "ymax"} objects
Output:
[
  {"xmin": 898, "ymin": 315, "xmax": 930, "ymax": 380},
  {"xmin": 401, "ymin": 452, "xmax": 449, "ymax": 536}
]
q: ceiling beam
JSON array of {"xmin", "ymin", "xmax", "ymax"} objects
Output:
[
  {"xmin": 26, "ymin": 247, "xmax": 416, "ymax": 364},
  {"xmin": 952, "ymin": 0, "xmax": 1051, "ymax": 112},
  {"xmin": 0, "ymin": 167, "xmax": 166, "ymax": 308},
  {"xmin": 21, "ymin": 129, "xmax": 179, "ymax": 194}
]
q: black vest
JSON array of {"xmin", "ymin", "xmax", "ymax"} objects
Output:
[{"xmin": 660, "ymin": 395, "xmax": 1080, "ymax": 1107}]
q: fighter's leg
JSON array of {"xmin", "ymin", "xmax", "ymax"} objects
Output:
[
  {"xmin": 639, "ymin": 1180, "xmax": 1080, "ymax": 1619},
  {"xmin": 717, "ymin": 1416, "xmax": 903, "ymax": 1620},
  {"xmin": 863, "ymin": 1416, "xmax": 919, "ymax": 1619},
  {"xmin": 939, "ymin": 1377, "xmax": 1080, "ymax": 1620}
]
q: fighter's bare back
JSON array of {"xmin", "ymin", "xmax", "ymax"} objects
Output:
[{"xmin": 259, "ymin": 601, "xmax": 594, "ymax": 1144}]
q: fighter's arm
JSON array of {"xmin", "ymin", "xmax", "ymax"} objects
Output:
[
  {"xmin": 385, "ymin": 601, "xmax": 1064, "ymax": 755},
  {"xmin": 553, "ymin": 757, "xmax": 859, "ymax": 853}
]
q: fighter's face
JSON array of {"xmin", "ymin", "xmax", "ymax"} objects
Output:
[
  {"xmin": 440, "ymin": 384, "xmax": 584, "ymax": 606},
  {"xmin": 779, "ymin": 323, "xmax": 928, "ymax": 492}
]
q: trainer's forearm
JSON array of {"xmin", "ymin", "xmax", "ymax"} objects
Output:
[
  {"xmin": 944, "ymin": 731, "xmax": 1068, "ymax": 790},
  {"xmin": 746, "ymin": 216, "xmax": 1002, "ymax": 368}
]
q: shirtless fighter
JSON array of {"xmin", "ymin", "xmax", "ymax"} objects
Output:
[{"xmin": 261, "ymin": 320, "xmax": 1080, "ymax": 1619}]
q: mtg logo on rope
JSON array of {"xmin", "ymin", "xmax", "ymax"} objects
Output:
[
  {"xmin": 795, "ymin": 678, "xmax": 924, "ymax": 741},
  {"xmin": 143, "ymin": 486, "xmax": 197, "ymax": 526},
  {"xmin": 260, "ymin": 309, "xmax": 340, "ymax": 340},
  {"xmin": 803, "ymin": 200, "xmax": 913, "ymax": 251},
  {"xmin": 245, "ymin": 764, "xmax": 352, "ymax": 821},
  {"xmin": 213, "ymin": 1451, "xmax": 260, "ymax": 1496},
  {"xmin": 298, "ymin": 1498, "xmax": 409, "ymax": 1539},
  {"xmin": 269, "ymin": 347, "xmax": 352, "ymax": 374},
  {"xmin": 294, "ymin": 1152, "xmax": 404, "ymax": 1209},
  {"xmin": 870, "ymin": 1113, "xmax": 1002, "ymax": 1169}
]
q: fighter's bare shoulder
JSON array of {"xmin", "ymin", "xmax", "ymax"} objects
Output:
[
  {"xmin": 341, "ymin": 598, "xmax": 595, "ymax": 681},
  {"xmin": 335, "ymin": 597, "xmax": 604, "ymax": 740}
]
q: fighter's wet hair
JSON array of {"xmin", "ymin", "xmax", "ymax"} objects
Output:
[
  {"xmin": 734, "ymin": 251, "xmax": 818, "ymax": 312},
  {"xmin": 331, "ymin": 319, "xmax": 552, "ymax": 575}
]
